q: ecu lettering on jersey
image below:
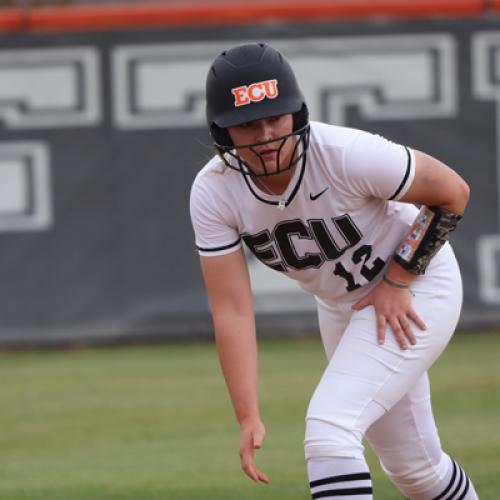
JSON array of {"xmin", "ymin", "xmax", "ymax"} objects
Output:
[
  {"xmin": 231, "ymin": 79, "xmax": 279, "ymax": 107},
  {"xmin": 242, "ymin": 215, "xmax": 362, "ymax": 272},
  {"xmin": 241, "ymin": 216, "xmax": 387, "ymax": 293}
]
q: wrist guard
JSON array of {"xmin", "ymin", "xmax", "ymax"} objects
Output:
[{"xmin": 394, "ymin": 206, "xmax": 462, "ymax": 275}]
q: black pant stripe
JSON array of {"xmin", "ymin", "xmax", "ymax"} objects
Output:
[
  {"xmin": 309, "ymin": 472, "xmax": 371, "ymax": 489},
  {"xmin": 312, "ymin": 487, "xmax": 373, "ymax": 498},
  {"xmin": 432, "ymin": 459, "xmax": 457, "ymax": 500},
  {"xmin": 456, "ymin": 475, "xmax": 471, "ymax": 500},
  {"xmin": 445, "ymin": 464, "xmax": 464, "ymax": 500}
]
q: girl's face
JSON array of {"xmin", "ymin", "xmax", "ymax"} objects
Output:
[{"xmin": 227, "ymin": 114, "xmax": 296, "ymax": 176}]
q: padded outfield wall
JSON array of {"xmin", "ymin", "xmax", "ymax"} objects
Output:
[{"xmin": 0, "ymin": 2, "xmax": 499, "ymax": 344}]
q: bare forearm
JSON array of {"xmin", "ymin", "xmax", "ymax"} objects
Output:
[
  {"xmin": 213, "ymin": 312, "xmax": 260, "ymax": 424},
  {"xmin": 432, "ymin": 181, "xmax": 469, "ymax": 215}
]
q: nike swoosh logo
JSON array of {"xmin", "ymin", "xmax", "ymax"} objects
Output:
[{"xmin": 309, "ymin": 187, "xmax": 329, "ymax": 201}]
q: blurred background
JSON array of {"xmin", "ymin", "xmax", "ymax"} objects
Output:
[
  {"xmin": 1, "ymin": 0, "xmax": 500, "ymax": 346},
  {"xmin": 0, "ymin": 2, "xmax": 499, "ymax": 499}
]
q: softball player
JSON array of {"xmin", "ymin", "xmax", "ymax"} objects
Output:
[{"xmin": 190, "ymin": 43, "xmax": 478, "ymax": 499}]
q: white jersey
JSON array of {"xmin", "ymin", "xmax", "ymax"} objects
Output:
[{"xmin": 190, "ymin": 121, "xmax": 419, "ymax": 304}]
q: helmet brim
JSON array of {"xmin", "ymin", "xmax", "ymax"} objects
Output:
[{"xmin": 213, "ymin": 95, "xmax": 304, "ymax": 128}]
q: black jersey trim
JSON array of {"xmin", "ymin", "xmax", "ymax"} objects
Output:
[
  {"xmin": 196, "ymin": 238, "xmax": 241, "ymax": 253},
  {"xmin": 388, "ymin": 146, "xmax": 412, "ymax": 201}
]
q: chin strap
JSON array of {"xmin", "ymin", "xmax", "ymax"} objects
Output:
[{"xmin": 394, "ymin": 205, "xmax": 462, "ymax": 275}]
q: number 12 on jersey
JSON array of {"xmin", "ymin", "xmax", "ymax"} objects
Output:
[{"xmin": 334, "ymin": 244, "xmax": 386, "ymax": 292}]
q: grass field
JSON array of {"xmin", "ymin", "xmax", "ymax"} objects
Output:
[{"xmin": 0, "ymin": 331, "xmax": 498, "ymax": 500}]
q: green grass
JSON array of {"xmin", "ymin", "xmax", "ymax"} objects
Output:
[{"xmin": 0, "ymin": 332, "xmax": 498, "ymax": 499}]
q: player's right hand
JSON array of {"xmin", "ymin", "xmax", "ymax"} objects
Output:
[{"xmin": 239, "ymin": 417, "xmax": 269, "ymax": 484}]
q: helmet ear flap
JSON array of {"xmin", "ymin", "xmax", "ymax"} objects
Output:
[
  {"xmin": 210, "ymin": 124, "xmax": 233, "ymax": 148},
  {"xmin": 293, "ymin": 104, "xmax": 309, "ymax": 132}
]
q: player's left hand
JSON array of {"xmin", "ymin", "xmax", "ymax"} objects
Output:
[{"xmin": 351, "ymin": 280, "xmax": 427, "ymax": 350}]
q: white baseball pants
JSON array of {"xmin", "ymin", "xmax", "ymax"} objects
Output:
[{"xmin": 305, "ymin": 244, "xmax": 463, "ymax": 496}]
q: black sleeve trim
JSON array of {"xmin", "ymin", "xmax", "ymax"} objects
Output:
[
  {"xmin": 388, "ymin": 146, "xmax": 412, "ymax": 200},
  {"xmin": 196, "ymin": 237, "xmax": 241, "ymax": 253}
]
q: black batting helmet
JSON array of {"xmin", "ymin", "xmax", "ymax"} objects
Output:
[{"xmin": 206, "ymin": 43, "xmax": 309, "ymax": 147}]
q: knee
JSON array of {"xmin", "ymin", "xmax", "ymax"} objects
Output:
[
  {"xmin": 385, "ymin": 465, "xmax": 436, "ymax": 493},
  {"xmin": 304, "ymin": 414, "xmax": 364, "ymax": 460},
  {"xmin": 382, "ymin": 454, "xmax": 448, "ymax": 496}
]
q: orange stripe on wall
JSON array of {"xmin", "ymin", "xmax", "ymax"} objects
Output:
[
  {"xmin": 0, "ymin": 0, "xmax": 489, "ymax": 33},
  {"xmin": 0, "ymin": 8, "xmax": 25, "ymax": 32}
]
